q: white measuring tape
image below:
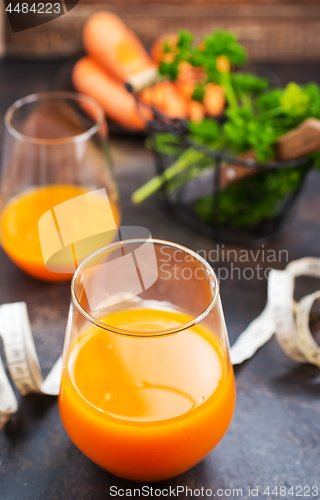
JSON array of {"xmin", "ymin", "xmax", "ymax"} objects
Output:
[
  {"xmin": 0, "ymin": 302, "xmax": 62, "ymax": 431},
  {"xmin": 0, "ymin": 257, "xmax": 319, "ymax": 431},
  {"xmin": 231, "ymin": 257, "xmax": 320, "ymax": 366}
]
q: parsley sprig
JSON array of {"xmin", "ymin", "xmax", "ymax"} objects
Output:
[{"xmin": 132, "ymin": 30, "xmax": 320, "ymax": 227}]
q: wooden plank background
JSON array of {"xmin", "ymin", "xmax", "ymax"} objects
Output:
[{"xmin": 1, "ymin": 0, "xmax": 320, "ymax": 61}]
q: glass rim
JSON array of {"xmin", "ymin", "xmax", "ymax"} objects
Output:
[
  {"xmin": 71, "ymin": 239, "xmax": 220, "ymax": 337},
  {"xmin": 4, "ymin": 91, "xmax": 104, "ymax": 146}
]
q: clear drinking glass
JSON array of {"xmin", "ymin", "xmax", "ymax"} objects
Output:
[
  {"xmin": 59, "ymin": 238, "xmax": 236, "ymax": 482},
  {"xmin": 0, "ymin": 91, "xmax": 120, "ymax": 281}
]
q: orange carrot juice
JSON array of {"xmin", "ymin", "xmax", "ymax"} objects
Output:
[
  {"xmin": 0, "ymin": 185, "xmax": 120, "ymax": 281},
  {"xmin": 59, "ymin": 307, "xmax": 236, "ymax": 482}
]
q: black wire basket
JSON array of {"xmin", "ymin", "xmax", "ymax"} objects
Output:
[{"xmin": 145, "ymin": 115, "xmax": 312, "ymax": 247}]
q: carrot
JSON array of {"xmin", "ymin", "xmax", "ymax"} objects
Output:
[
  {"xmin": 72, "ymin": 57, "xmax": 149, "ymax": 130},
  {"xmin": 83, "ymin": 12, "xmax": 156, "ymax": 83},
  {"xmin": 177, "ymin": 61, "xmax": 205, "ymax": 85},
  {"xmin": 175, "ymin": 81, "xmax": 195, "ymax": 101},
  {"xmin": 203, "ymin": 83, "xmax": 225, "ymax": 116},
  {"xmin": 150, "ymin": 33, "xmax": 178, "ymax": 65},
  {"xmin": 138, "ymin": 81, "xmax": 188, "ymax": 119},
  {"xmin": 187, "ymin": 100, "xmax": 205, "ymax": 123}
]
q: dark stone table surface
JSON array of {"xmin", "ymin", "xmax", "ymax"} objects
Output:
[{"xmin": 0, "ymin": 59, "xmax": 320, "ymax": 500}]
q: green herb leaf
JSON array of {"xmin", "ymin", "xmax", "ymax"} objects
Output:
[
  {"xmin": 231, "ymin": 73, "xmax": 270, "ymax": 96},
  {"xmin": 195, "ymin": 167, "xmax": 304, "ymax": 227},
  {"xmin": 188, "ymin": 119, "xmax": 221, "ymax": 143},
  {"xmin": 192, "ymin": 84, "xmax": 205, "ymax": 103},
  {"xmin": 280, "ymin": 83, "xmax": 309, "ymax": 118}
]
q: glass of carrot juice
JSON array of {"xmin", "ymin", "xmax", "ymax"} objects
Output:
[
  {"xmin": 59, "ymin": 239, "xmax": 236, "ymax": 482},
  {"xmin": 0, "ymin": 92, "xmax": 120, "ymax": 281}
]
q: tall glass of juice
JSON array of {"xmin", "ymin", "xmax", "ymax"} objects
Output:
[
  {"xmin": 0, "ymin": 91, "xmax": 120, "ymax": 281},
  {"xmin": 59, "ymin": 239, "xmax": 236, "ymax": 482}
]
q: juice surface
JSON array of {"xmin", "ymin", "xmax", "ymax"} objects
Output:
[
  {"xmin": 59, "ymin": 307, "xmax": 236, "ymax": 482},
  {"xmin": 0, "ymin": 185, "xmax": 119, "ymax": 281}
]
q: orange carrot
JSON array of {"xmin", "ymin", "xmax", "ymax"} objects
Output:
[
  {"xmin": 203, "ymin": 83, "xmax": 225, "ymax": 116},
  {"xmin": 72, "ymin": 57, "xmax": 149, "ymax": 130},
  {"xmin": 177, "ymin": 61, "xmax": 206, "ymax": 85},
  {"xmin": 138, "ymin": 81, "xmax": 188, "ymax": 119},
  {"xmin": 175, "ymin": 81, "xmax": 195, "ymax": 101},
  {"xmin": 83, "ymin": 12, "xmax": 156, "ymax": 83},
  {"xmin": 175, "ymin": 81, "xmax": 204, "ymax": 122},
  {"xmin": 151, "ymin": 33, "xmax": 178, "ymax": 65},
  {"xmin": 187, "ymin": 100, "xmax": 205, "ymax": 123}
]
